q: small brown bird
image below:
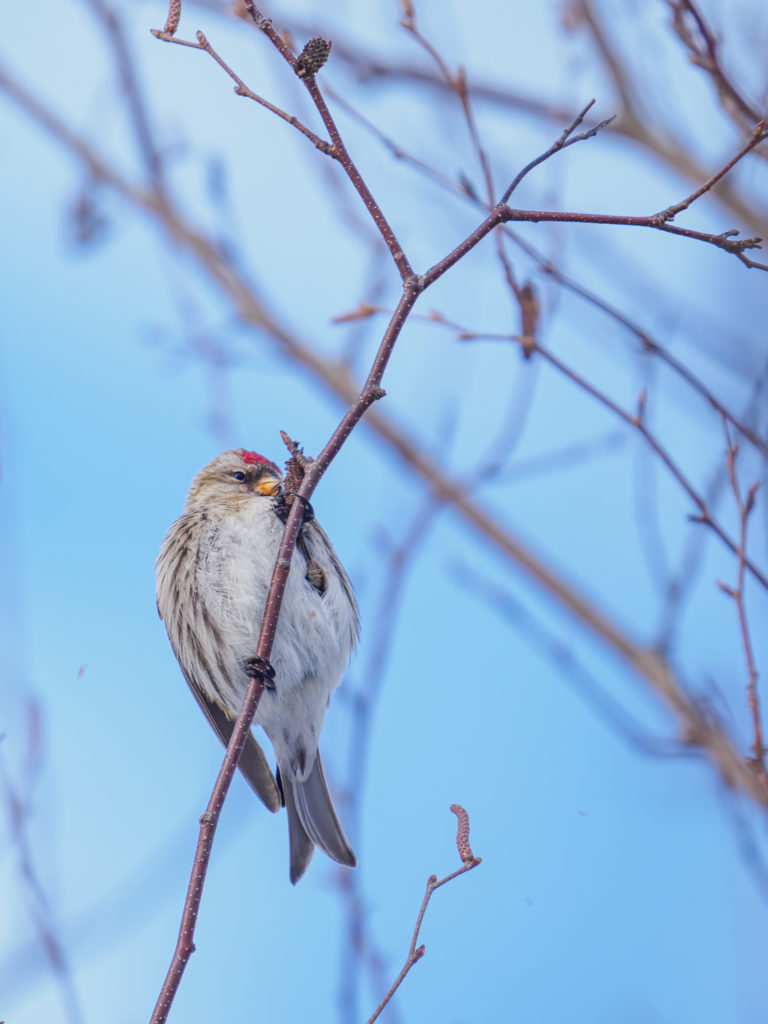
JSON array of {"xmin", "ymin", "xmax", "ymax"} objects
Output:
[{"xmin": 156, "ymin": 448, "xmax": 358, "ymax": 883}]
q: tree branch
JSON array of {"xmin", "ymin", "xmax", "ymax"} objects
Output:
[
  {"xmin": 719, "ymin": 431, "xmax": 766, "ymax": 787},
  {"xmin": 3, "ymin": 51, "xmax": 765, "ymax": 816}
]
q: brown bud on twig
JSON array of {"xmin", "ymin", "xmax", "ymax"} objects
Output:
[
  {"xmin": 450, "ymin": 803, "xmax": 476, "ymax": 864},
  {"xmin": 331, "ymin": 301, "xmax": 382, "ymax": 323},
  {"xmin": 294, "ymin": 37, "xmax": 331, "ymax": 78},
  {"xmin": 453, "ymin": 65, "xmax": 468, "ymax": 98},
  {"xmin": 745, "ymin": 482, "xmax": 760, "ymax": 515},
  {"xmin": 519, "ymin": 281, "xmax": 539, "ymax": 359}
]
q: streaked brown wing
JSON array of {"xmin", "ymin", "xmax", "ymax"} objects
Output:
[{"xmin": 188, "ymin": 684, "xmax": 281, "ymax": 813}]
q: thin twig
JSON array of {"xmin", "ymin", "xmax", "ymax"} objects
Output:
[
  {"xmin": 656, "ymin": 122, "xmax": 767, "ymax": 222},
  {"xmin": 86, "ymin": 0, "xmax": 166, "ymax": 190},
  {"xmin": 365, "ymin": 806, "xmax": 481, "ymax": 1024},
  {"xmin": 499, "ymin": 202, "xmax": 767, "ymax": 268},
  {"xmin": 655, "ymin": 363, "xmax": 768, "ymax": 650},
  {"xmin": 0, "ymin": 705, "xmax": 85, "ymax": 1024},
  {"xmin": 670, "ymin": 0, "xmax": 764, "ymax": 128},
  {"xmin": 400, "ymin": 8, "xmax": 531, "ymax": 335},
  {"xmin": 150, "ymin": 28, "xmax": 332, "ymax": 152},
  {"xmin": 719, "ymin": 430, "xmax": 766, "ymax": 784},
  {"xmin": 500, "ymin": 99, "xmax": 615, "ymax": 204}
]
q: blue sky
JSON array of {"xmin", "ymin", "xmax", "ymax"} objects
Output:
[{"xmin": 1, "ymin": 1, "xmax": 767, "ymax": 1022}]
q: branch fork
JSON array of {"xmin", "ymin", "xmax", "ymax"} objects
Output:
[{"xmin": 145, "ymin": 5, "xmax": 768, "ymax": 1021}]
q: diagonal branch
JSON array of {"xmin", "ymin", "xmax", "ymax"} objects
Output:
[{"xmin": 3, "ymin": 49, "xmax": 766, "ymax": 811}]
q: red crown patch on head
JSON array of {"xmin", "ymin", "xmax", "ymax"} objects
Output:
[{"xmin": 239, "ymin": 450, "xmax": 270, "ymax": 466}]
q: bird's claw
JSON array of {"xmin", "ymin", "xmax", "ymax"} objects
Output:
[
  {"xmin": 244, "ymin": 655, "xmax": 277, "ymax": 690},
  {"xmin": 274, "ymin": 492, "xmax": 315, "ymax": 525},
  {"xmin": 288, "ymin": 492, "xmax": 315, "ymax": 523}
]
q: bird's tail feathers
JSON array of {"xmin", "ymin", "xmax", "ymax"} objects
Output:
[{"xmin": 280, "ymin": 752, "xmax": 356, "ymax": 884}]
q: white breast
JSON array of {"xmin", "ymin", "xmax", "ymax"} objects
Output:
[{"xmin": 165, "ymin": 496, "xmax": 357, "ymax": 769}]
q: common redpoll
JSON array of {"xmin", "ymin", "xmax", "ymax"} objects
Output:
[{"xmin": 156, "ymin": 448, "xmax": 358, "ymax": 884}]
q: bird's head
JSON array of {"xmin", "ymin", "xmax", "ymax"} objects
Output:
[{"xmin": 184, "ymin": 449, "xmax": 283, "ymax": 510}]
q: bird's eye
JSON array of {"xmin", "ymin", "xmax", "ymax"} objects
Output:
[{"xmin": 232, "ymin": 471, "xmax": 246, "ymax": 482}]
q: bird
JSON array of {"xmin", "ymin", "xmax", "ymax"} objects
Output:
[{"xmin": 156, "ymin": 448, "xmax": 358, "ymax": 883}]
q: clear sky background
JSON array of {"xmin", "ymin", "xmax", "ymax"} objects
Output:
[{"xmin": 1, "ymin": 1, "xmax": 767, "ymax": 1023}]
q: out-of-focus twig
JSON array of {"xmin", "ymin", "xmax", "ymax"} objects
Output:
[
  {"xmin": 718, "ymin": 430, "xmax": 765, "ymax": 786},
  {"xmin": 0, "ymin": 702, "xmax": 85, "ymax": 1024},
  {"xmin": 670, "ymin": 0, "xmax": 764, "ymax": 129},
  {"xmin": 84, "ymin": 0, "xmax": 166, "ymax": 190}
]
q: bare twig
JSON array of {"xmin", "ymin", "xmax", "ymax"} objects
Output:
[
  {"xmin": 84, "ymin": 0, "xmax": 166, "ymax": 189},
  {"xmin": 499, "ymin": 196, "xmax": 767, "ymax": 269},
  {"xmin": 655, "ymin": 364, "xmax": 768, "ymax": 650},
  {"xmin": 500, "ymin": 99, "xmax": 615, "ymax": 203},
  {"xmin": 655, "ymin": 121, "xmax": 768, "ymax": 223},
  {"xmin": 399, "ymin": 10, "xmax": 615, "ymax": 345},
  {"xmin": 149, "ymin": 28, "xmax": 333, "ymax": 152},
  {"xmin": 719, "ymin": 432, "xmax": 766, "ymax": 784},
  {"xmin": 670, "ymin": 0, "xmax": 764, "ymax": 128},
  {"xmin": 366, "ymin": 806, "xmax": 481, "ymax": 1024},
  {"xmin": 401, "ymin": 4, "xmax": 532, "ymax": 333},
  {"xmin": 0, "ymin": 704, "xmax": 85, "ymax": 1024}
]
